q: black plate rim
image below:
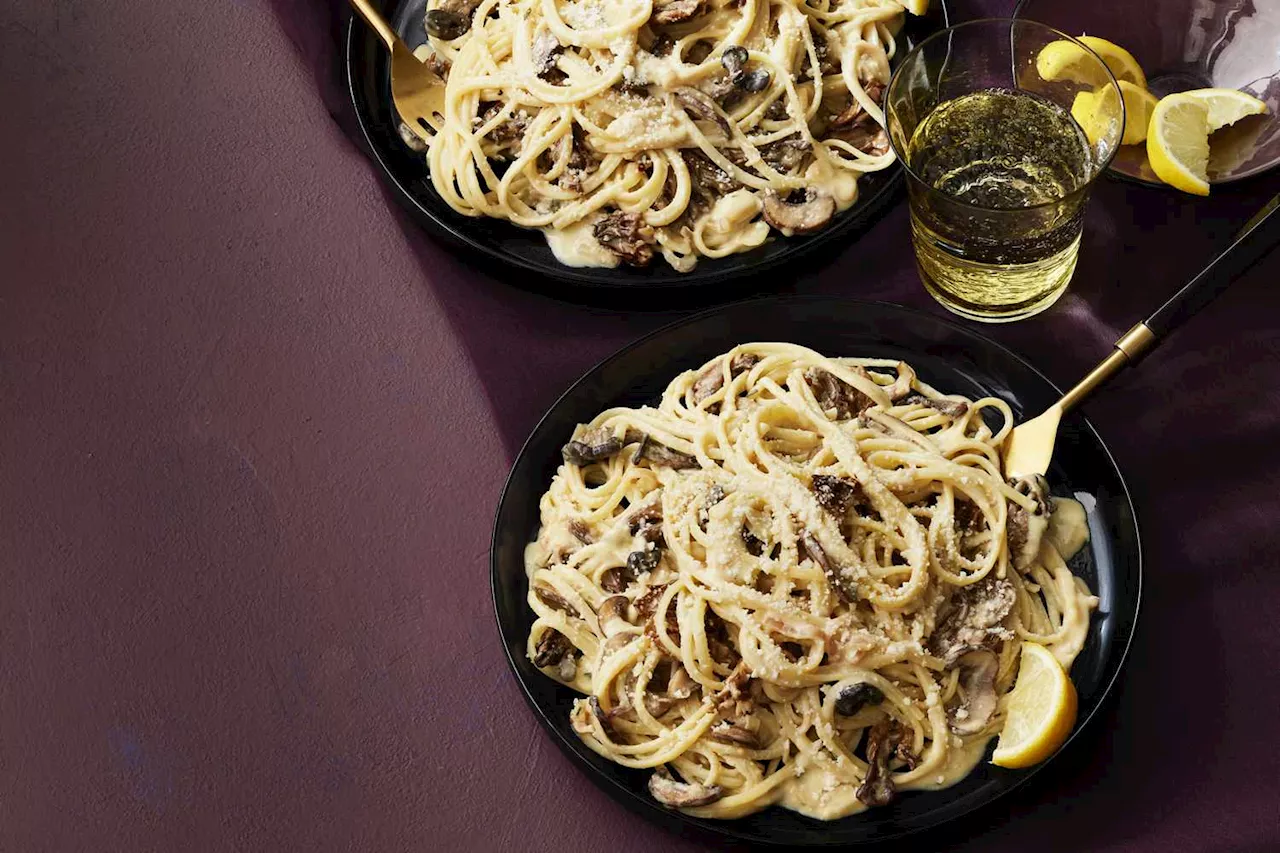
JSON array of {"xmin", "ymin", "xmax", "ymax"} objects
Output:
[
  {"xmin": 489, "ymin": 295, "xmax": 1143, "ymax": 846},
  {"xmin": 343, "ymin": 2, "xmax": 951, "ymax": 290}
]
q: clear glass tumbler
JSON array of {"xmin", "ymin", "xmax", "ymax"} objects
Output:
[{"xmin": 886, "ymin": 19, "xmax": 1125, "ymax": 322}]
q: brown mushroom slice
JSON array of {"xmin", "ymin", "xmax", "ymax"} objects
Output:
[
  {"xmin": 568, "ymin": 519, "xmax": 594, "ymax": 544},
  {"xmin": 535, "ymin": 584, "xmax": 580, "ymax": 617},
  {"xmin": 802, "ymin": 533, "xmax": 856, "ymax": 603},
  {"xmin": 424, "ymin": 0, "xmax": 482, "ymax": 41},
  {"xmin": 533, "ymin": 628, "xmax": 573, "ymax": 668},
  {"xmin": 804, "ymin": 367, "xmax": 876, "ymax": 419},
  {"xmin": 834, "ymin": 682, "xmax": 884, "ymax": 716},
  {"xmin": 902, "ymin": 392, "xmax": 969, "ymax": 419},
  {"xmin": 651, "ymin": 0, "xmax": 705, "ymax": 25},
  {"xmin": 855, "ymin": 721, "xmax": 899, "ymax": 807},
  {"xmin": 561, "ymin": 431, "xmax": 622, "ymax": 465},
  {"xmin": 635, "ymin": 438, "xmax": 698, "ymax": 469},
  {"xmin": 761, "ymin": 188, "xmax": 837, "ymax": 236},
  {"xmin": 1006, "ymin": 474, "xmax": 1051, "ymax": 569},
  {"xmin": 648, "ymin": 768, "xmax": 723, "ymax": 808},
  {"xmin": 928, "ymin": 576, "xmax": 1015, "ymax": 662},
  {"xmin": 597, "ymin": 595, "xmax": 633, "ymax": 637},
  {"xmin": 708, "ymin": 720, "xmax": 759, "ymax": 748},
  {"xmin": 811, "ymin": 474, "xmax": 866, "ymax": 518},
  {"xmin": 601, "ymin": 629, "xmax": 641, "ymax": 660},
  {"xmin": 949, "ymin": 649, "xmax": 1000, "ymax": 735},
  {"xmin": 593, "ymin": 212, "xmax": 655, "ymax": 267},
  {"xmin": 674, "ymin": 87, "xmax": 731, "ymax": 136}
]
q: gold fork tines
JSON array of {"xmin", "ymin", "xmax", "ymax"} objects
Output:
[
  {"xmin": 1003, "ymin": 323, "xmax": 1156, "ymax": 479},
  {"xmin": 350, "ymin": 0, "xmax": 447, "ymax": 139}
]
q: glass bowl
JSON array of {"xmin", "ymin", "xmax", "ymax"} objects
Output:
[{"xmin": 1014, "ymin": 0, "xmax": 1280, "ymax": 186}]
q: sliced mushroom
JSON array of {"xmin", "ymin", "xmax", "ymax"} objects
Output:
[
  {"xmin": 634, "ymin": 437, "xmax": 698, "ymax": 469},
  {"xmin": 760, "ymin": 136, "xmax": 812, "ymax": 172},
  {"xmin": 928, "ymin": 576, "xmax": 1015, "ymax": 662},
  {"xmin": 597, "ymin": 595, "xmax": 633, "ymax": 636},
  {"xmin": 626, "ymin": 499, "xmax": 664, "ymax": 543},
  {"xmin": 949, "ymin": 649, "xmax": 999, "ymax": 735},
  {"xmin": 834, "ymin": 682, "xmax": 884, "ymax": 716},
  {"xmin": 721, "ymin": 46, "xmax": 748, "ymax": 78},
  {"xmin": 741, "ymin": 525, "xmax": 765, "ymax": 556},
  {"xmin": 588, "ymin": 695, "xmax": 615, "ymax": 738},
  {"xmin": 562, "ymin": 431, "xmax": 622, "ymax": 466},
  {"xmin": 1006, "ymin": 474, "xmax": 1051, "ymax": 569},
  {"xmin": 709, "ymin": 719, "xmax": 759, "ymax": 748},
  {"xmin": 761, "ymin": 188, "xmax": 837, "ymax": 235},
  {"xmin": 736, "ymin": 69, "xmax": 770, "ymax": 92},
  {"xmin": 593, "ymin": 212, "xmax": 655, "ymax": 267},
  {"xmin": 651, "ymin": 0, "xmax": 705, "ymax": 25},
  {"xmin": 601, "ymin": 629, "xmax": 640, "ymax": 659},
  {"xmin": 627, "ymin": 547, "xmax": 661, "ymax": 576},
  {"xmin": 535, "ymin": 584, "xmax": 579, "ymax": 617},
  {"xmin": 632, "ymin": 583, "xmax": 670, "ymax": 621},
  {"xmin": 568, "ymin": 519, "xmax": 594, "ymax": 544},
  {"xmin": 648, "ymin": 767, "xmax": 723, "ymax": 808},
  {"xmin": 692, "ymin": 352, "xmax": 759, "ymax": 403},
  {"xmin": 600, "ymin": 566, "xmax": 630, "ymax": 593},
  {"xmin": 424, "ymin": 0, "xmax": 482, "ymax": 41},
  {"xmin": 811, "ymin": 474, "xmax": 866, "ymax": 518},
  {"xmin": 902, "ymin": 392, "xmax": 969, "ymax": 419},
  {"xmin": 804, "ymin": 367, "xmax": 876, "ymax": 419},
  {"xmin": 855, "ymin": 721, "xmax": 899, "ymax": 807},
  {"xmin": 674, "ymin": 87, "xmax": 731, "ymax": 136},
  {"xmin": 802, "ymin": 533, "xmax": 856, "ymax": 603},
  {"xmin": 533, "ymin": 628, "xmax": 572, "ymax": 668}
]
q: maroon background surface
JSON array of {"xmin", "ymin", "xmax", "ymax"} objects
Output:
[{"xmin": 3, "ymin": 1, "xmax": 1279, "ymax": 851}]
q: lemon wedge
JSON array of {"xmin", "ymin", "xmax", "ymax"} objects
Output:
[
  {"xmin": 1117, "ymin": 81, "xmax": 1158, "ymax": 145},
  {"xmin": 1147, "ymin": 94, "xmax": 1212, "ymax": 195},
  {"xmin": 991, "ymin": 642, "xmax": 1078, "ymax": 769},
  {"xmin": 1069, "ymin": 84, "xmax": 1122, "ymax": 146},
  {"xmin": 1176, "ymin": 87, "xmax": 1269, "ymax": 132},
  {"xmin": 1036, "ymin": 36, "xmax": 1146, "ymax": 89}
]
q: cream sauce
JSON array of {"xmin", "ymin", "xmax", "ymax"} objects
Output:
[
  {"xmin": 777, "ymin": 736, "xmax": 994, "ymax": 820},
  {"xmin": 545, "ymin": 219, "xmax": 620, "ymax": 268},
  {"xmin": 1047, "ymin": 497, "xmax": 1090, "ymax": 560}
]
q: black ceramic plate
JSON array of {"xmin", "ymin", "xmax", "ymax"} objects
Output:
[
  {"xmin": 345, "ymin": 2, "xmax": 950, "ymax": 290},
  {"xmin": 491, "ymin": 297, "xmax": 1141, "ymax": 847}
]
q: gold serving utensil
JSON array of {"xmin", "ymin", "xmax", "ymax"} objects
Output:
[
  {"xmin": 349, "ymin": 0, "xmax": 446, "ymax": 139},
  {"xmin": 1004, "ymin": 193, "xmax": 1280, "ymax": 479}
]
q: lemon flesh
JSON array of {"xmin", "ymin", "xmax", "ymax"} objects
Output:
[
  {"xmin": 1147, "ymin": 95, "xmax": 1212, "ymax": 195},
  {"xmin": 991, "ymin": 642, "xmax": 1078, "ymax": 769},
  {"xmin": 1036, "ymin": 36, "xmax": 1146, "ymax": 89},
  {"xmin": 1176, "ymin": 87, "xmax": 1269, "ymax": 132}
]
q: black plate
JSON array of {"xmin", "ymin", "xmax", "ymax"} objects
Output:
[
  {"xmin": 491, "ymin": 297, "xmax": 1141, "ymax": 847},
  {"xmin": 345, "ymin": 2, "xmax": 950, "ymax": 291}
]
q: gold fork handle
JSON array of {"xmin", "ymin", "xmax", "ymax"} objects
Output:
[
  {"xmin": 349, "ymin": 0, "xmax": 399, "ymax": 52},
  {"xmin": 1057, "ymin": 322, "xmax": 1155, "ymax": 415}
]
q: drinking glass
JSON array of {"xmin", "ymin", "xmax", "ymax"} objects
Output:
[{"xmin": 886, "ymin": 19, "xmax": 1125, "ymax": 322}]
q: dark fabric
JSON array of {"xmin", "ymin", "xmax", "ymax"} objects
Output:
[{"xmin": 2, "ymin": 1, "xmax": 1277, "ymax": 851}]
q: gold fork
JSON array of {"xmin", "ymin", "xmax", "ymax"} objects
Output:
[
  {"xmin": 1003, "ymin": 193, "xmax": 1280, "ymax": 479},
  {"xmin": 349, "ymin": 0, "xmax": 446, "ymax": 139}
]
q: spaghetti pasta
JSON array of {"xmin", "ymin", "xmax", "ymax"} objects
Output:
[
  {"xmin": 405, "ymin": 0, "xmax": 922, "ymax": 271},
  {"xmin": 524, "ymin": 343, "xmax": 1097, "ymax": 819}
]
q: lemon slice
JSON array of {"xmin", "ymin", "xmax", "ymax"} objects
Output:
[
  {"xmin": 1176, "ymin": 87, "xmax": 1269, "ymax": 132},
  {"xmin": 1147, "ymin": 94, "xmax": 1212, "ymax": 195},
  {"xmin": 1036, "ymin": 36, "xmax": 1146, "ymax": 89},
  {"xmin": 991, "ymin": 642, "xmax": 1078, "ymax": 769},
  {"xmin": 1117, "ymin": 81, "xmax": 1158, "ymax": 145},
  {"xmin": 1069, "ymin": 85, "xmax": 1119, "ymax": 146}
]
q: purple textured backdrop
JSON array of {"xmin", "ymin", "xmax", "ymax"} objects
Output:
[{"xmin": 2, "ymin": 0, "xmax": 1279, "ymax": 851}]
